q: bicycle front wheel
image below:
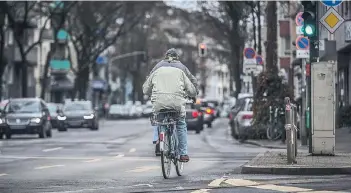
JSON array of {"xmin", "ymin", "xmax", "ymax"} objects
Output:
[
  {"xmin": 266, "ymin": 123, "xmax": 283, "ymax": 140},
  {"xmin": 160, "ymin": 130, "xmax": 171, "ymax": 179}
]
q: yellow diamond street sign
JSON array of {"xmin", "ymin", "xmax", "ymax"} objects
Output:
[{"xmin": 320, "ymin": 7, "xmax": 345, "ymax": 34}]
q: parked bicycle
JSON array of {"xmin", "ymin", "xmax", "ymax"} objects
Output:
[
  {"xmin": 151, "ymin": 110, "xmax": 184, "ymax": 179},
  {"xmin": 266, "ymin": 105, "xmax": 285, "ymax": 140}
]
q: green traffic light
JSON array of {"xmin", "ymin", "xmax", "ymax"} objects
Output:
[{"xmin": 303, "ymin": 24, "xmax": 315, "ymax": 36}]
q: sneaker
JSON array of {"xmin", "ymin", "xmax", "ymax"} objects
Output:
[
  {"xmin": 155, "ymin": 143, "xmax": 161, "ymax": 156},
  {"xmin": 179, "ymin": 155, "xmax": 189, "ymax": 162}
]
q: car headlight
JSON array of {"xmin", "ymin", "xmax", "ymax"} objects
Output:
[
  {"xmin": 57, "ymin": 116, "xmax": 67, "ymax": 120},
  {"xmin": 0, "ymin": 119, "xmax": 4, "ymax": 124},
  {"xmin": 83, "ymin": 114, "xmax": 94, "ymax": 119},
  {"xmin": 30, "ymin": 118, "xmax": 41, "ymax": 123}
]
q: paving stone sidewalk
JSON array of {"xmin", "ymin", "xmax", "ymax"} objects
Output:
[
  {"xmin": 241, "ymin": 151, "xmax": 351, "ymax": 175},
  {"xmin": 243, "ymin": 127, "xmax": 351, "ymax": 152}
]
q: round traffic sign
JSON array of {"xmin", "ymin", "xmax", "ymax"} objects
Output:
[
  {"xmin": 295, "ymin": 36, "xmax": 310, "ymax": 50},
  {"xmin": 256, "ymin": 55, "xmax": 263, "ymax": 65},
  {"xmin": 243, "ymin": 48, "xmax": 256, "ymax": 59},
  {"xmin": 321, "ymin": 0, "xmax": 342, "ymax": 7},
  {"xmin": 96, "ymin": 56, "xmax": 107, "ymax": 65},
  {"xmin": 295, "ymin": 12, "xmax": 304, "ymax": 26}
]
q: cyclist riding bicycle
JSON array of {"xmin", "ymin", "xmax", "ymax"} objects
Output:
[{"xmin": 142, "ymin": 48, "xmax": 198, "ymax": 162}]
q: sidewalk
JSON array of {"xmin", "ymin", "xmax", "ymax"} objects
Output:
[
  {"xmin": 243, "ymin": 127, "xmax": 351, "ymax": 153},
  {"xmin": 241, "ymin": 128, "xmax": 351, "ymax": 175}
]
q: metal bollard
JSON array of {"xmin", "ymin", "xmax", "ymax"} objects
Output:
[
  {"xmin": 292, "ymin": 104, "xmax": 298, "ymax": 157},
  {"xmin": 284, "ymin": 97, "xmax": 297, "ymax": 164}
]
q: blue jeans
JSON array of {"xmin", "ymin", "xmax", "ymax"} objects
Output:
[{"xmin": 152, "ymin": 118, "xmax": 188, "ymax": 156}]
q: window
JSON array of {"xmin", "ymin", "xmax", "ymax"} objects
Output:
[{"xmin": 285, "ymin": 36, "xmax": 291, "ymax": 51}]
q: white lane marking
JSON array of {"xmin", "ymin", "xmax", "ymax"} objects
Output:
[
  {"xmin": 46, "ymin": 187, "xmax": 117, "ymax": 193},
  {"xmin": 34, "ymin": 165, "xmax": 65, "ymax": 170},
  {"xmin": 42, "ymin": 147, "xmax": 63, "ymax": 152},
  {"xmin": 131, "ymin": 184, "xmax": 153, "ymax": 188},
  {"xmin": 83, "ymin": 159, "xmax": 101, "ymax": 163},
  {"xmin": 127, "ymin": 166, "xmax": 159, "ymax": 173},
  {"xmin": 224, "ymin": 179, "xmax": 260, "ymax": 186},
  {"xmin": 208, "ymin": 178, "xmax": 226, "ymax": 187},
  {"xmin": 129, "ymin": 148, "xmax": 136, "ymax": 153},
  {"xmin": 0, "ymin": 173, "xmax": 8, "ymax": 176},
  {"xmin": 115, "ymin": 154, "xmax": 124, "ymax": 158},
  {"xmin": 249, "ymin": 184, "xmax": 312, "ymax": 192},
  {"xmin": 190, "ymin": 189, "xmax": 210, "ymax": 193}
]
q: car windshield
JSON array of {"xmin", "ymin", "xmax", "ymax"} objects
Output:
[
  {"xmin": 64, "ymin": 102, "xmax": 91, "ymax": 111},
  {"xmin": 5, "ymin": 100, "xmax": 41, "ymax": 113},
  {"xmin": 47, "ymin": 104, "xmax": 58, "ymax": 114}
]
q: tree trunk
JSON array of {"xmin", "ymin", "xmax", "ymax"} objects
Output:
[
  {"xmin": 40, "ymin": 50, "xmax": 53, "ymax": 99},
  {"xmin": 257, "ymin": 1, "xmax": 262, "ymax": 55},
  {"xmin": 21, "ymin": 61, "xmax": 28, "ymax": 97},
  {"xmin": 0, "ymin": 26, "xmax": 5, "ymax": 100},
  {"xmin": 265, "ymin": 1, "xmax": 278, "ymax": 72},
  {"xmin": 252, "ymin": 6, "xmax": 257, "ymax": 51}
]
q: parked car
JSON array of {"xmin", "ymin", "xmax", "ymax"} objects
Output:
[
  {"xmin": 47, "ymin": 103, "xmax": 63, "ymax": 129},
  {"xmin": 185, "ymin": 102, "xmax": 204, "ymax": 134},
  {"xmin": 107, "ymin": 104, "xmax": 124, "ymax": 119},
  {"xmin": 0, "ymin": 98, "xmax": 53, "ymax": 139},
  {"xmin": 59, "ymin": 100, "xmax": 99, "ymax": 131},
  {"xmin": 230, "ymin": 97, "xmax": 254, "ymax": 140}
]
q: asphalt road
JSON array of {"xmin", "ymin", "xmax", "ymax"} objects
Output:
[{"xmin": 0, "ymin": 118, "xmax": 351, "ymax": 193}]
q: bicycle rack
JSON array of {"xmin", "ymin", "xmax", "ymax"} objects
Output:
[{"xmin": 285, "ymin": 97, "xmax": 298, "ymax": 164}]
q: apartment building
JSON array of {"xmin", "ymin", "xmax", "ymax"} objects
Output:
[{"xmin": 205, "ymin": 62, "xmax": 230, "ymax": 102}]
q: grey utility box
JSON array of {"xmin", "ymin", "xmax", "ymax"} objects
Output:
[{"xmin": 311, "ymin": 61, "xmax": 336, "ymax": 155}]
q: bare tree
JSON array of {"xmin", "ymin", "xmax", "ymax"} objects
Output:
[
  {"xmin": 265, "ymin": 1, "xmax": 278, "ymax": 72},
  {"xmin": 67, "ymin": 2, "xmax": 152, "ymax": 99},
  {"xmin": 40, "ymin": 2, "xmax": 77, "ymax": 99},
  {"xmin": 0, "ymin": 1, "xmax": 68, "ymax": 97},
  {"xmin": 200, "ymin": 1, "xmax": 251, "ymax": 96}
]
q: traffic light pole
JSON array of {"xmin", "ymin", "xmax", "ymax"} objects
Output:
[{"xmin": 307, "ymin": 4, "xmax": 319, "ymax": 153}]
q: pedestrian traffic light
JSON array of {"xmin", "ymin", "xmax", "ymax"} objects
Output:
[
  {"xmin": 198, "ymin": 43, "xmax": 207, "ymax": 57},
  {"xmin": 301, "ymin": 1, "xmax": 317, "ymax": 37}
]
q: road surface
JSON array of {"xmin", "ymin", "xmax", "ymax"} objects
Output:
[{"xmin": 0, "ymin": 118, "xmax": 351, "ymax": 193}]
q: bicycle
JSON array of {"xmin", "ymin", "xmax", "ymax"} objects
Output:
[
  {"xmin": 150, "ymin": 109, "xmax": 184, "ymax": 179},
  {"xmin": 266, "ymin": 105, "xmax": 285, "ymax": 140}
]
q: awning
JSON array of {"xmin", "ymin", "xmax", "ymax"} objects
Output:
[{"xmin": 50, "ymin": 76, "xmax": 74, "ymax": 91}]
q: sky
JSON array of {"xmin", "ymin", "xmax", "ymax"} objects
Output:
[{"xmin": 164, "ymin": 0, "xmax": 200, "ymax": 11}]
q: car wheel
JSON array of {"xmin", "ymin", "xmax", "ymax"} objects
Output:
[
  {"xmin": 90, "ymin": 123, "xmax": 99, "ymax": 131},
  {"xmin": 5, "ymin": 132, "xmax": 11, "ymax": 139},
  {"xmin": 207, "ymin": 122, "xmax": 212, "ymax": 128},
  {"xmin": 195, "ymin": 127, "xmax": 201, "ymax": 134},
  {"xmin": 39, "ymin": 127, "xmax": 47, "ymax": 138},
  {"xmin": 232, "ymin": 124, "xmax": 239, "ymax": 140},
  {"xmin": 46, "ymin": 127, "xmax": 52, "ymax": 138}
]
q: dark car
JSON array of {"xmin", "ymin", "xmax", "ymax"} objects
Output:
[
  {"xmin": 47, "ymin": 103, "xmax": 64, "ymax": 129},
  {"xmin": 199, "ymin": 100, "xmax": 216, "ymax": 128},
  {"xmin": 60, "ymin": 101, "xmax": 99, "ymax": 130},
  {"xmin": 0, "ymin": 98, "xmax": 52, "ymax": 139},
  {"xmin": 185, "ymin": 102, "xmax": 204, "ymax": 134}
]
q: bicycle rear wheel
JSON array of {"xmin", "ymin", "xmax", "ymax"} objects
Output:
[{"xmin": 160, "ymin": 130, "xmax": 171, "ymax": 179}]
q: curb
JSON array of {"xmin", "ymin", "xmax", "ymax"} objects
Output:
[
  {"xmin": 241, "ymin": 165, "xmax": 351, "ymax": 175},
  {"xmin": 241, "ymin": 140, "xmax": 286, "ymax": 149}
]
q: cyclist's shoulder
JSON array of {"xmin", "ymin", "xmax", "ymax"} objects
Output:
[{"xmin": 154, "ymin": 60, "xmax": 187, "ymax": 71}]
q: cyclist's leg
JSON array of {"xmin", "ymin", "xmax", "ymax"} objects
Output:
[
  {"xmin": 152, "ymin": 125, "xmax": 159, "ymax": 144},
  {"xmin": 176, "ymin": 117, "xmax": 189, "ymax": 162}
]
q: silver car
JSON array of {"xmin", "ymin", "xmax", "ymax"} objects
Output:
[{"xmin": 231, "ymin": 97, "xmax": 254, "ymax": 140}]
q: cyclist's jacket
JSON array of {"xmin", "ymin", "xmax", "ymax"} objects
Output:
[{"xmin": 142, "ymin": 60, "xmax": 198, "ymax": 116}]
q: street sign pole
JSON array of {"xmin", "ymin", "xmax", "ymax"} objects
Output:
[{"xmin": 301, "ymin": 59, "xmax": 308, "ymax": 146}]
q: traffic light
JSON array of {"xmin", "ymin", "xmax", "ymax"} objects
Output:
[
  {"xmin": 198, "ymin": 43, "xmax": 207, "ymax": 57},
  {"xmin": 301, "ymin": 1, "xmax": 317, "ymax": 37}
]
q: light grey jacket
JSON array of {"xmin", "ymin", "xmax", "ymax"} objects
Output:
[{"xmin": 142, "ymin": 60, "xmax": 198, "ymax": 116}]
